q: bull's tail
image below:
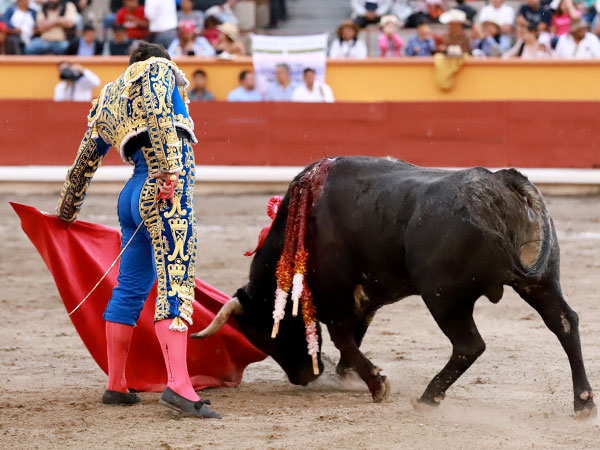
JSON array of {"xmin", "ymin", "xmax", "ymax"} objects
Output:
[{"xmin": 496, "ymin": 168, "xmax": 553, "ymax": 279}]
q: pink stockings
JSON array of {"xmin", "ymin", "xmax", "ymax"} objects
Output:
[
  {"xmin": 155, "ymin": 319, "xmax": 200, "ymax": 402},
  {"xmin": 105, "ymin": 321, "xmax": 134, "ymax": 393}
]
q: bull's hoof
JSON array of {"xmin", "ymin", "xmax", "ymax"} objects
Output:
[
  {"xmin": 416, "ymin": 392, "xmax": 445, "ymax": 408},
  {"xmin": 574, "ymin": 391, "xmax": 596, "ymax": 419},
  {"xmin": 371, "ymin": 375, "xmax": 391, "ymax": 403},
  {"xmin": 411, "ymin": 397, "xmax": 437, "ymax": 412},
  {"xmin": 335, "ymin": 362, "xmax": 356, "ymax": 379}
]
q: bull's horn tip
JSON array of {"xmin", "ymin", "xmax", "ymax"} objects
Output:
[{"xmin": 190, "ymin": 332, "xmax": 206, "ymax": 339}]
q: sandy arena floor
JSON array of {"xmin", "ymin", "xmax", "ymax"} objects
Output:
[{"xmin": 1, "ymin": 183, "xmax": 599, "ymax": 450}]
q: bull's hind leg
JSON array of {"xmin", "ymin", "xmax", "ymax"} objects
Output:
[
  {"xmin": 328, "ymin": 323, "xmax": 390, "ymax": 402},
  {"xmin": 513, "ymin": 281, "xmax": 596, "ymax": 416},
  {"xmin": 419, "ymin": 297, "xmax": 486, "ymax": 406}
]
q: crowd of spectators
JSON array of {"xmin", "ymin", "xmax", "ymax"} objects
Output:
[
  {"xmin": 0, "ymin": 0, "xmax": 246, "ymax": 56},
  {"xmin": 2, "ymin": 0, "xmax": 600, "ymax": 59},
  {"xmin": 341, "ymin": 0, "xmax": 600, "ymax": 58}
]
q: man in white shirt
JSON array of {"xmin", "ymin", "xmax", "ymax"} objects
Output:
[
  {"xmin": 291, "ymin": 68, "xmax": 334, "ymax": 103},
  {"xmin": 144, "ymin": 0, "xmax": 177, "ymax": 50},
  {"xmin": 53, "ymin": 63, "xmax": 101, "ymax": 102},
  {"xmin": 477, "ymin": 0, "xmax": 515, "ymax": 35},
  {"xmin": 554, "ymin": 19, "xmax": 600, "ymax": 59}
]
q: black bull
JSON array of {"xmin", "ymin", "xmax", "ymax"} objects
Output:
[{"xmin": 193, "ymin": 156, "xmax": 596, "ymax": 415}]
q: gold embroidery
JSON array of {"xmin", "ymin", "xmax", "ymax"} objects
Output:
[
  {"xmin": 167, "ymin": 218, "xmax": 189, "ymax": 262},
  {"xmin": 57, "ymin": 129, "xmax": 106, "ymax": 221}
]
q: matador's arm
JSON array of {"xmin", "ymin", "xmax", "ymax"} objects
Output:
[
  {"xmin": 57, "ymin": 128, "xmax": 110, "ymax": 221},
  {"xmin": 141, "ymin": 61, "xmax": 183, "ymax": 175}
]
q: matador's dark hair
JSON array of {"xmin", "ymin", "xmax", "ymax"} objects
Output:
[{"xmin": 129, "ymin": 41, "xmax": 171, "ymax": 65}]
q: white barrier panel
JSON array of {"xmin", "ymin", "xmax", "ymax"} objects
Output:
[{"xmin": 1, "ymin": 166, "xmax": 599, "ymax": 184}]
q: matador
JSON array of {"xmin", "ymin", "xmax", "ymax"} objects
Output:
[{"xmin": 57, "ymin": 42, "xmax": 220, "ymax": 418}]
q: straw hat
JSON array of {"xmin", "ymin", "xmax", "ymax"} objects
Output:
[
  {"xmin": 439, "ymin": 9, "xmax": 469, "ymax": 25},
  {"xmin": 217, "ymin": 22, "xmax": 240, "ymax": 41},
  {"xmin": 337, "ymin": 20, "xmax": 359, "ymax": 38},
  {"xmin": 570, "ymin": 18, "xmax": 589, "ymax": 33}
]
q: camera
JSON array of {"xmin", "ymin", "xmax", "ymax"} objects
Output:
[{"xmin": 60, "ymin": 66, "xmax": 83, "ymax": 81}]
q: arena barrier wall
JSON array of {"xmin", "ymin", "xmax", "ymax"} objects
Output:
[
  {"xmin": 1, "ymin": 100, "xmax": 599, "ymax": 170},
  {"xmin": 2, "ymin": 57, "xmax": 600, "ymax": 102}
]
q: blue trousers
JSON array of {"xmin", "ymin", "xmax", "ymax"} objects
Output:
[{"xmin": 104, "ymin": 141, "xmax": 197, "ymax": 330}]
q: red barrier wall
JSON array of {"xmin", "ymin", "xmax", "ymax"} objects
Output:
[{"xmin": 1, "ymin": 100, "xmax": 599, "ymax": 168}]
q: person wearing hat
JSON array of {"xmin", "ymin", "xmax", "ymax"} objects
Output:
[
  {"xmin": 378, "ymin": 14, "xmax": 403, "ymax": 56},
  {"xmin": 438, "ymin": 9, "xmax": 471, "ymax": 55},
  {"xmin": 503, "ymin": 20, "xmax": 552, "ymax": 58},
  {"xmin": 329, "ymin": 20, "xmax": 367, "ymax": 59},
  {"xmin": 167, "ymin": 20, "xmax": 215, "ymax": 57},
  {"xmin": 554, "ymin": 17, "xmax": 600, "ymax": 57},
  {"xmin": 214, "ymin": 22, "xmax": 245, "ymax": 57},
  {"xmin": 471, "ymin": 17, "xmax": 512, "ymax": 56},
  {"xmin": 352, "ymin": 0, "xmax": 393, "ymax": 28}
]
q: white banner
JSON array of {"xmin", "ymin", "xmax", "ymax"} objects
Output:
[{"xmin": 250, "ymin": 33, "xmax": 328, "ymax": 96}]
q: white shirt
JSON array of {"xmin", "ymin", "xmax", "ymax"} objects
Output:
[
  {"xmin": 144, "ymin": 0, "xmax": 178, "ymax": 33},
  {"xmin": 53, "ymin": 70, "xmax": 101, "ymax": 102},
  {"xmin": 10, "ymin": 8, "xmax": 36, "ymax": 44},
  {"xmin": 329, "ymin": 39, "xmax": 368, "ymax": 59},
  {"xmin": 292, "ymin": 82, "xmax": 334, "ymax": 103},
  {"xmin": 477, "ymin": 4, "xmax": 516, "ymax": 26},
  {"xmin": 554, "ymin": 32, "xmax": 600, "ymax": 59}
]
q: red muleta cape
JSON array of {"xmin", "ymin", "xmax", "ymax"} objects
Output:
[{"xmin": 11, "ymin": 202, "xmax": 266, "ymax": 392}]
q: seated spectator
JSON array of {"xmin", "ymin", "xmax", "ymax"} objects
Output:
[
  {"xmin": 115, "ymin": 0, "xmax": 148, "ymax": 41},
  {"xmin": 188, "ymin": 69, "xmax": 215, "ymax": 101},
  {"xmin": 456, "ymin": 0, "xmax": 477, "ymax": 24},
  {"xmin": 103, "ymin": 0, "xmax": 122, "ymax": 38},
  {"xmin": 329, "ymin": 20, "xmax": 367, "ymax": 58},
  {"xmin": 378, "ymin": 14, "xmax": 403, "ymax": 56},
  {"xmin": 404, "ymin": 0, "xmax": 445, "ymax": 28},
  {"xmin": 54, "ymin": 62, "xmax": 101, "ymax": 102},
  {"xmin": 268, "ymin": 0, "xmax": 287, "ymax": 28},
  {"xmin": 205, "ymin": 0, "xmax": 239, "ymax": 26},
  {"xmin": 352, "ymin": 0, "xmax": 393, "ymax": 27},
  {"xmin": 551, "ymin": 0, "xmax": 581, "ymax": 37},
  {"xmin": 292, "ymin": 68, "xmax": 334, "ymax": 103},
  {"xmin": 265, "ymin": 63, "xmax": 297, "ymax": 101},
  {"xmin": 75, "ymin": 0, "xmax": 95, "ymax": 31},
  {"xmin": 25, "ymin": 0, "xmax": 77, "ymax": 55},
  {"xmin": 554, "ymin": 18, "xmax": 600, "ymax": 57},
  {"xmin": 168, "ymin": 20, "xmax": 215, "ymax": 57},
  {"xmin": 405, "ymin": 19, "xmax": 436, "ymax": 55},
  {"xmin": 504, "ymin": 21, "xmax": 551, "ymax": 58},
  {"xmin": 201, "ymin": 15, "xmax": 221, "ymax": 46},
  {"xmin": 108, "ymin": 24, "xmax": 132, "ymax": 55},
  {"xmin": 391, "ymin": 0, "xmax": 414, "ymax": 24},
  {"xmin": 2, "ymin": 0, "xmax": 37, "ymax": 54},
  {"xmin": 66, "ymin": 23, "xmax": 102, "ymax": 55},
  {"xmin": 518, "ymin": 0, "xmax": 552, "ymax": 31},
  {"xmin": 438, "ymin": 9, "xmax": 471, "ymax": 55},
  {"xmin": 0, "ymin": 21, "xmax": 8, "ymax": 54},
  {"xmin": 227, "ymin": 70, "xmax": 262, "ymax": 101},
  {"xmin": 179, "ymin": 0, "xmax": 204, "ymax": 33},
  {"xmin": 478, "ymin": 0, "xmax": 516, "ymax": 34},
  {"xmin": 145, "ymin": 0, "xmax": 177, "ymax": 49},
  {"xmin": 471, "ymin": 19, "xmax": 512, "ymax": 56},
  {"xmin": 215, "ymin": 22, "xmax": 245, "ymax": 57}
]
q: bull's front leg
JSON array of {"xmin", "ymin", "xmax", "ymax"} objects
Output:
[{"xmin": 328, "ymin": 324, "xmax": 390, "ymax": 402}]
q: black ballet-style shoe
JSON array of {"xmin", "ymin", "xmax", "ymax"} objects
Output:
[
  {"xmin": 101, "ymin": 390, "xmax": 141, "ymax": 405},
  {"xmin": 159, "ymin": 387, "xmax": 221, "ymax": 419}
]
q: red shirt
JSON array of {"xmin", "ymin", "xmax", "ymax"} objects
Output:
[{"xmin": 115, "ymin": 6, "xmax": 148, "ymax": 40}]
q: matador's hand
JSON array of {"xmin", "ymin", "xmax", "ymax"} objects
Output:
[{"xmin": 151, "ymin": 171, "xmax": 180, "ymax": 202}]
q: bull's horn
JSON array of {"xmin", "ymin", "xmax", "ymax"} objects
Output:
[{"xmin": 190, "ymin": 297, "xmax": 243, "ymax": 339}]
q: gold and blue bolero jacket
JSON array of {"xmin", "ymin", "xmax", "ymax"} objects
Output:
[{"xmin": 57, "ymin": 57, "xmax": 197, "ymax": 221}]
